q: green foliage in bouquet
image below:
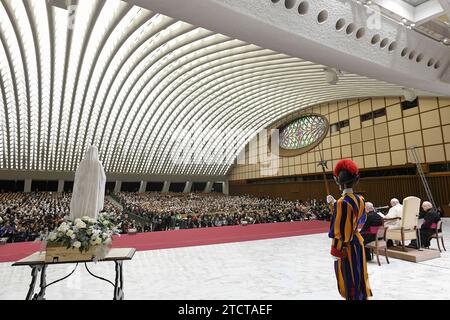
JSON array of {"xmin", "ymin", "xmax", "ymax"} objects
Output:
[{"xmin": 47, "ymin": 212, "xmax": 121, "ymax": 253}]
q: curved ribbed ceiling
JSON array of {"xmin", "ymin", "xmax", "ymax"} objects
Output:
[{"xmin": 0, "ymin": 0, "xmax": 410, "ymax": 176}]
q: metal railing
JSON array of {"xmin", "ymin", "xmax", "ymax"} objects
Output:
[{"xmin": 407, "ymin": 146, "xmax": 437, "ymax": 209}]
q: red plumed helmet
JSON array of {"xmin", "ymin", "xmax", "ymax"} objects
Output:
[
  {"xmin": 333, "ymin": 159, "xmax": 360, "ymax": 187},
  {"xmin": 334, "ymin": 159, "xmax": 359, "ymax": 177}
]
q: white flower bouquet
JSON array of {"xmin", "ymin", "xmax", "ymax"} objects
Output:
[{"xmin": 45, "ymin": 212, "xmax": 120, "ymax": 262}]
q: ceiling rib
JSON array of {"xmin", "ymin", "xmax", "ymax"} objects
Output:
[{"xmin": 0, "ymin": 0, "xmax": 424, "ymax": 177}]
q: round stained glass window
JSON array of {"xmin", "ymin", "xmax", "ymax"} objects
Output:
[{"xmin": 279, "ymin": 114, "xmax": 328, "ymax": 151}]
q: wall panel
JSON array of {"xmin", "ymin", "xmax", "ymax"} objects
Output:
[
  {"xmin": 229, "ymin": 96, "xmax": 450, "ymax": 181},
  {"xmin": 230, "ymin": 175, "xmax": 450, "ymax": 216}
]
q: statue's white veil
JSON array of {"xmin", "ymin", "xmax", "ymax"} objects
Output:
[{"xmin": 69, "ymin": 146, "xmax": 106, "ymax": 220}]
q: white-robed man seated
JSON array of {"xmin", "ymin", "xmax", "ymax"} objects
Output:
[
  {"xmin": 379, "ymin": 198, "xmax": 403, "ymax": 228},
  {"xmin": 378, "ymin": 198, "xmax": 403, "ymax": 246}
]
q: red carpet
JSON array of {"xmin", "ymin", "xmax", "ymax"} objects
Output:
[{"xmin": 0, "ymin": 220, "xmax": 329, "ymax": 263}]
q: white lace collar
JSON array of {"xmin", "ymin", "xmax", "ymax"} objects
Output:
[{"xmin": 341, "ymin": 188, "xmax": 354, "ymax": 196}]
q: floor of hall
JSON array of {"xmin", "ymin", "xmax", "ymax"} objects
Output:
[{"xmin": 0, "ymin": 219, "xmax": 449, "ymax": 300}]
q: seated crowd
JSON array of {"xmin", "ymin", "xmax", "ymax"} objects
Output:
[
  {"xmin": 0, "ymin": 191, "xmax": 330, "ymax": 243},
  {"xmin": 115, "ymin": 192, "xmax": 330, "ymax": 233},
  {"xmin": 3, "ymin": 191, "xmax": 441, "ymax": 250},
  {"xmin": 0, "ymin": 192, "xmax": 122, "ymax": 243}
]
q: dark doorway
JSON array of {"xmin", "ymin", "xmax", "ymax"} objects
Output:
[
  {"xmin": 212, "ymin": 182, "xmax": 223, "ymax": 193},
  {"xmin": 121, "ymin": 182, "xmax": 140, "ymax": 192},
  {"xmin": 106, "ymin": 182, "xmax": 115, "ymax": 194},
  {"xmin": 169, "ymin": 182, "xmax": 185, "ymax": 193},
  {"xmin": 64, "ymin": 181, "xmax": 74, "ymax": 193},
  {"xmin": 192, "ymin": 182, "xmax": 207, "ymax": 192},
  {"xmin": 31, "ymin": 180, "xmax": 58, "ymax": 192},
  {"xmin": 0, "ymin": 180, "xmax": 24, "ymax": 193},
  {"xmin": 146, "ymin": 182, "xmax": 164, "ymax": 192}
]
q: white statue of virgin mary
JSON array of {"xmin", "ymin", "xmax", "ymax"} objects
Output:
[{"xmin": 70, "ymin": 146, "xmax": 106, "ymax": 220}]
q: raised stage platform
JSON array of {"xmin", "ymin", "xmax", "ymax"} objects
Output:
[
  {"xmin": 0, "ymin": 220, "xmax": 330, "ymax": 263},
  {"xmin": 381, "ymin": 246, "xmax": 441, "ymax": 263}
]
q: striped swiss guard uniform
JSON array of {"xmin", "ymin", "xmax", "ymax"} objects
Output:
[{"xmin": 328, "ymin": 188, "xmax": 372, "ymax": 300}]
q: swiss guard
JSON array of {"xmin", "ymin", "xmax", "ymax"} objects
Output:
[{"xmin": 326, "ymin": 159, "xmax": 372, "ymax": 300}]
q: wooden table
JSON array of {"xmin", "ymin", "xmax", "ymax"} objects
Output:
[{"xmin": 12, "ymin": 248, "xmax": 136, "ymax": 300}]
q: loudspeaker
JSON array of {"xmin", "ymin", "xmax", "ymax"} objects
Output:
[
  {"xmin": 324, "ymin": 68, "xmax": 338, "ymax": 85},
  {"xmin": 402, "ymin": 88, "xmax": 417, "ymax": 102}
]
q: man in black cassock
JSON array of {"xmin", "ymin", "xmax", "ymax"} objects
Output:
[
  {"xmin": 408, "ymin": 201, "xmax": 441, "ymax": 248},
  {"xmin": 360, "ymin": 202, "xmax": 383, "ymax": 261}
]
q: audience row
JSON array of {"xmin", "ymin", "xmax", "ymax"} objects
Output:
[
  {"xmin": 0, "ymin": 192, "xmax": 121, "ymax": 242},
  {"xmin": 115, "ymin": 192, "xmax": 330, "ymax": 233},
  {"xmin": 0, "ymin": 192, "xmax": 330, "ymax": 243}
]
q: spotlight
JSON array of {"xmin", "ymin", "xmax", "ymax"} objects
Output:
[
  {"xmin": 324, "ymin": 68, "xmax": 339, "ymax": 85},
  {"xmin": 402, "ymin": 88, "xmax": 417, "ymax": 102}
]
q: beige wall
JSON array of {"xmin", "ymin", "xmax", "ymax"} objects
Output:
[{"xmin": 229, "ymin": 96, "xmax": 450, "ymax": 181}]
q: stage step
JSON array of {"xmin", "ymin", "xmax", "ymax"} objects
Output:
[{"xmin": 378, "ymin": 246, "xmax": 441, "ymax": 263}]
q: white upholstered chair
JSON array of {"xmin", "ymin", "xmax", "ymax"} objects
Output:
[{"xmin": 385, "ymin": 196, "xmax": 421, "ymax": 251}]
